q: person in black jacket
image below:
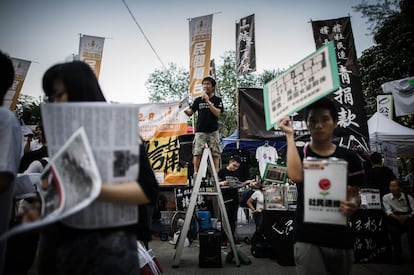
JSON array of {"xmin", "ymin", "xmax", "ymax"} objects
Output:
[{"xmin": 366, "ymin": 152, "xmax": 396, "ymax": 198}]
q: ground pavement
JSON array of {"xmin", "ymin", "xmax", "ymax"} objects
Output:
[{"xmin": 148, "ymin": 209, "xmax": 414, "ymax": 275}]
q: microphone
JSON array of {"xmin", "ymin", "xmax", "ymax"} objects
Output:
[{"xmin": 202, "ymin": 88, "xmax": 207, "ymax": 101}]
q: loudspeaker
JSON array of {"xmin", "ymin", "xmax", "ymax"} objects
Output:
[
  {"xmin": 178, "ymin": 134, "xmax": 194, "ymax": 165},
  {"xmin": 199, "ymin": 230, "xmax": 222, "ymax": 267}
]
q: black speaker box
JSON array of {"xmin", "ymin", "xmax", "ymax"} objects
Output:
[
  {"xmin": 199, "ymin": 230, "xmax": 222, "ymax": 268},
  {"xmin": 178, "ymin": 134, "xmax": 194, "ymax": 165}
]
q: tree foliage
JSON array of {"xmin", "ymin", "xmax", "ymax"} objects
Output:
[
  {"xmin": 145, "ymin": 63, "xmax": 189, "ymax": 102},
  {"xmin": 353, "ymin": 0, "xmax": 400, "ymax": 34},
  {"xmin": 355, "ymin": 0, "xmax": 414, "ymax": 127},
  {"xmin": 15, "ymin": 94, "xmax": 42, "ymax": 125}
]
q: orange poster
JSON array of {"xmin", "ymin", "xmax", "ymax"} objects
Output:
[
  {"xmin": 189, "ymin": 14, "xmax": 213, "ymax": 98},
  {"xmin": 79, "ymin": 34, "xmax": 105, "ymax": 79}
]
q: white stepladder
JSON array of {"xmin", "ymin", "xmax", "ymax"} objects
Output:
[{"xmin": 172, "ymin": 147, "xmax": 240, "ymax": 268}]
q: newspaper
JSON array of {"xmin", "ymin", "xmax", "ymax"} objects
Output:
[
  {"xmin": 42, "ymin": 102, "xmax": 140, "ymax": 183},
  {"xmin": 0, "ymin": 127, "xmax": 101, "ymax": 242},
  {"xmin": 41, "ymin": 103, "xmax": 141, "ymax": 229}
]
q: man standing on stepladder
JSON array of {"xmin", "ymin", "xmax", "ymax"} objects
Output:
[{"xmin": 184, "ymin": 76, "xmax": 224, "ymax": 178}]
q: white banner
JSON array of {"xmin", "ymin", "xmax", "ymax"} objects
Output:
[
  {"xmin": 376, "ymin": 95, "xmax": 393, "ymax": 119},
  {"xmin": 138, "ymin": 101, "xmax": 189, "ymax": 140}
]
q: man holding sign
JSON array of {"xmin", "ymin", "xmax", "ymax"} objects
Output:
[{"xmin": 278, "ymin": 98, "xmax": 364, "ymax": 275}]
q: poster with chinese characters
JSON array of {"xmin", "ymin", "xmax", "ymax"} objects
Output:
[
  {"xmin": 263, "ymin": 41, "xmax": 340, "ymax": 130},
  {"xmin": 311, "ymin": 17, "xmax": 369, "ymax": 146},
  {"xmin": 4, "ymin": 57, "xmax": 31, "ymax": 111},
  {"xmin": 236, "ymin": 14, "xmax": 256, "ymax": 76},
  {"xmin": 139, "ymin": 101, "xmax": 189, "ymax": 185},
  {"xmin": 303, "ymin": 158, "xmax": 347, "ymax": 225},
  {"xmin": 189, "ymin": 14, "xmax": 213, "ymax": 98},
  {"xmin": 79, "ymin": 34, "xmax": 105, "ymax": 79}
]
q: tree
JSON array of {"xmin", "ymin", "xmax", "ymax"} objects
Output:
[
  {"xmin": 15, "ymin": 94, "xmax": 42, "ymax": 125},
  {"xmin": 353, "ymin": 0, "xmax": 400, "ymax": 34},
  {"xmin": 355, "ymin": 0, "xmax": 414, "ymax": 128},
  {"xmin": 145, "ymin": 63, "xmax": 189, "ymax": 102}
]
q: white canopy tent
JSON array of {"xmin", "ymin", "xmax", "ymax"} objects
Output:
[{"xmin": 368, "ymin": 112, "xmax": 414, "ymax": 158}]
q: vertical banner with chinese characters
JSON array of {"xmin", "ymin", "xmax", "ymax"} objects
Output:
[
  {"xmin": 189, "ymin": 14, "xmax": 213, "ymax": 98},
  {"xmin": 79, "ymin": 34, "xmax": 105, "ymax": 79},
  {"xmin": 3, "ymin": 58, "xmax": 31, "ymax": 111},
  {"xmin": 139, "ymin": 101, "xmax": 189, "ymax": 185},
  {"xmin": 236, "ymin": 14, "xmax": 256, "ymax": 76},
  {"xmin": 311, "ymin": 17, "xmax": 369, "ymax": 144},
  {"xmin": 377, "ymin": 95, "xmax": 393, "ymax": 119}
]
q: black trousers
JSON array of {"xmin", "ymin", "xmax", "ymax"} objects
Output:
[{"xmin": 387, "ymin": 215, "xmax": 414, "ymax": 257}]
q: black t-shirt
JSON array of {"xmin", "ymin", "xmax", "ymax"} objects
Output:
[
  {"xmin": 365, "ymin": 166, "xmax": 396, "ymax": 198},
  {"xmin": 295, "ymin": 145, "xmax": 365, "ymax": 249},
  {"xmin": 218, "ymin": 167, "xmax": 240, "ymax": 205},
  {"xmin": 231, "ymin": 149, "xmax": 251, "ymax": 182},
  {"xmin": 191, "ymin": 95, "xmax": 224, "ymax": 133}
]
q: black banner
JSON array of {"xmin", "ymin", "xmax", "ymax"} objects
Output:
[
  {"xmin": 311, "ymin": 17, "xmax": 369, "ymax": 147},
  {"xmin": 236, "ymin": 14, "xmax": 256, "ymax": 76},
  {"xmin": 238, "ymin": 88, "xmax": 309, "ymax": 140}
]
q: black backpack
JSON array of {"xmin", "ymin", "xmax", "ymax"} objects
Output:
[
  {"xmin": 250, "ymin": 232, "xmax": 272, "ymax": 258},
  {"xmin": 239, "ymin": 188, "xmax": 255, "ymax": 208}
]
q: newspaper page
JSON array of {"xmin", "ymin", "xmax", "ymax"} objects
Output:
[
  {"xmin": 0, "ymin": 128, "xmax": 101, "ymax": 242},
  {"xmin": 41, "ymin": 102, "xmax": 140, "ymax": 229}
]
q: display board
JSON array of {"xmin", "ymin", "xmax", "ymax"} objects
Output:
[{"xmin": 263, "ymin": 163, "xmax": 287, "ymax": 184}]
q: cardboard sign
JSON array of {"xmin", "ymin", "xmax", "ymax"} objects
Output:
[
  {"xmin": 303, "ymin": 158, "xmax": 347, "ymax": 225},
  {"xmin": 264, "ymin": 41, "xmax": 340, "ymax": 130}
]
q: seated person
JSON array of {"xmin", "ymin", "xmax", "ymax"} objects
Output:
[{"xmin": 382, "ymin": 179, "xmax": 414, "ymax": 263}]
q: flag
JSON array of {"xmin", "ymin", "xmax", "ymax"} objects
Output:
[
  {"xmin": 79, "ymin": 34, "xmax": 105, "ymax": 79},
  {"xmin": 189, "ymin": 14, "xmax": 213, "ymax": 98},
  {"xmin": 376, "ymin": 95, "xmax": 393, "ymax": 119},
  {"xmin": 311, "ymin": 17, "xmax": 369, "ymax": 144},
  {"xmin": 3, "ymin": 58, "xmax": 31, "ymax": 111},
  {"xmin": 236, "ymin": 14, "xmax": 256, "ymax": 76}
]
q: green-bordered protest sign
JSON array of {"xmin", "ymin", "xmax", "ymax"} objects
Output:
[{"xmin": 263, "ymin": 41, "xmax": 340, "ymax": 130}]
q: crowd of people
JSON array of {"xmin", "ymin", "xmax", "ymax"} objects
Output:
[{"xmin": 1, "ymin": 47, "xmax": 414, "ymax": 275}]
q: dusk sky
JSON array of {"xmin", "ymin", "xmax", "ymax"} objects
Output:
[{"xmin": 0, "ymin": 0, "xmax": 376, "ymax": 104}]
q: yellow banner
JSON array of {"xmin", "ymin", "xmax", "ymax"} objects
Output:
[
  {"xmin": 189, "ymin": 14, "xmax": 213, "ymax": 98},
  {"xmin": 79, "ymin": 34, "xmax": 105, "ymax": 79},
  {"xmin": 139, "ymin": 101, "xmax": 189, "ymax": 185},
  {"xmin": 3, "ymin": 58, "xmax": 31, "ymax": 111}
]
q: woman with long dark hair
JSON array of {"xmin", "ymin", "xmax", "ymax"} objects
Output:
[{"xmin": 36, "ymin": 61, "xmax": 158, "ymax": 275}]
